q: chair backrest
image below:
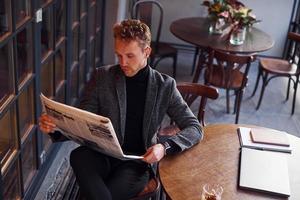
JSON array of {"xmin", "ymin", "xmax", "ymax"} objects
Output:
[
  {"xmin": 177, "ymin": 82, "xmax": 219, "ymax": 126},
  {"xmin": 286, "ymin": 32, "xmax": 300, "ymax": 70},
  {"xmin": 131, "ymin": 0, "xmax": 163, "ymax": 50},
  {"xmin": 206, "ymin": 48, "xmax": 254, "ymax": 89}
]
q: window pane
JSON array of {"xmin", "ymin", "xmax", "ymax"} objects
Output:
[
  {"xmin": 55, "ymin": 84, "xmax": 65, "ymax": 103},
  {"xmin": 41, "ymin": 8, "xmax": 53, "ymax": 59},
  {"xmin": 0, "ymin": 0, "xmax": 10, "ymax": 38},
  {"xmin": 15, "ymin": 0, "xmax": 30, "ymax": 27},
  {"xmin": 88, "ymin": 41, "xmax": 95, "ymax": 73},
  {"xmin": 96, "ymin": 0, "xmax": 104, "ymax": 28},
  {"xmin": 79, "ymin": 18, "xmax": 86, "ymax": 53},
  {"xmin": 95, "ymin": 33, "xmax": 102, "ymax": 65},
  {"xmin": 21, "ymin": 134, "xmax": 37, "ymax": 190},
  {"xmin": 70, "ymin": 65, "xmax": 78, "ymax": 101},
  {"xmin": 3, "ymin": 161, "xmax": 21, "ymax": 200},
  {"xmin": 79, "ymin": 54, "xmax": 86, "ymax": 90},
  {"xmin": 0, "ymin": 105, "xmax": 17, "ymax": 165},
  {"xmin": 16, "ymin": 24, "xmax": 33, "ymax": 85},
  {"xmin": 41, "ymin": 60, "xmax": 54, "ymax": 98},
  {"xmin": 88, "ymin": 5, "xmax": 96, "ymax": 38},
  {"xmin": 55, "ymin": 45, "xmax": 65, "ymax": 88},
  {"xmin": 80, "ymin": 0, "xmax": 87, "ymax": 14},
  {"xmin": 55, "ymin": 0, "xmax": 66, "ymax": 43},
  {"xmin": 0, "ymin": 42, "xmax": 13, "ymax": 106},
  {"xmin": 72, "ymin": 27, "xmax": 79, "ymax": 62},
  {"xmin": 18, "ymin": 84, "xmax": 34, "ymax": 139},
  {"xmin": 72, "ymin": 0, "xmax": 79, "ymax": 22}
]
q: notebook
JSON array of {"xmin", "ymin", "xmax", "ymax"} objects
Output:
[
  {"xmin": 250, "ymin": 128, "xmax": 290, "ymax": 147},
  {"xmin": 239, "ymin": 148, "xmax": 291, "ymax": 197}
]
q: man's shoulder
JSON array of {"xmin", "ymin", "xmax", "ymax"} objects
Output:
[{"xmin": 150, "ymin": 67, "xmax": 175, "ymax": 86}]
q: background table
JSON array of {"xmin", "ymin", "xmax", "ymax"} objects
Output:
[
  {"xmin": 170, "ymin": 17, "xmax": 274, "ymax": 54},
  {"xmin": 159, "ymin": 124, "xmax": 300, "ymax": 200}
]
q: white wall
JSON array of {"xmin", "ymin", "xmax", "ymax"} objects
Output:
[{"xmin": 159, "ymin": 0, "xmax": 294, "ymax": 57}]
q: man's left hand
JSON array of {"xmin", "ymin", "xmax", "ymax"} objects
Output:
[{"xmin": 142, "ymin": 144, "xmax": 165, "ymax": 164}]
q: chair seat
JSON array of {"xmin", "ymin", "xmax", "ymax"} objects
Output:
[
  {"xmin": 260, "ymin": 58, "xmax": 298, "ymax": 75},
  {"xmin": 205, "ymin": 67, "xmax": 245, "ymax": 89},
  {"xmin": 151, "ymin": 42, "xmax": 177, "ymax": 57}
]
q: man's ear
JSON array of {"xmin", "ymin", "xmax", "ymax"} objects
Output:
[{"xmin": 145, "ymin": 46, "xmax": 152, "ymax": 58}]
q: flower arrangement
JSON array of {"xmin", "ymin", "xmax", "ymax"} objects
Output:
[{"xmin": 202, "ymin": 0, "xmax": 230, "ymax": 22}]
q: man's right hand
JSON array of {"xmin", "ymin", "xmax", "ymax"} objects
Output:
[{"xmin": 39, "ymin": 114, "xmax": 56, "ymax": 134}]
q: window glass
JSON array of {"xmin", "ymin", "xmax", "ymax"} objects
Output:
[
  {"xmin": 72, "ymin": 27, "xmax": 79, "ymax": 62},
  {"xmin": 96, "ymin": 0, "xmax": 104, "ymax": 28},
  {"xmin": 21, "ymin": 134, "xmax": 37, "ymax": 190},
  {"xmin": 18, "ymin": 83, "xmax": 34, "ymax": 139},
  {"xmin": 0, "ymin": 105, "xmax": 17, "ymax": 165},
  {"xmin": 95, "ymin": 33, "xmax": 102, "ymax": 66},
  {"xmin": 55, "ymin": 0, "xmax": 65, "ymax": 44},
  {"xmin": 88, "ymin": 41, "xmax": 95, "ymax": 73},
  {"xmin": 15, "ymin": 0, "xmax": 30, "ymax": 27},
  {"xmin": 0, "ymin": 42, "xmax": 13, "ymax": 107},
  {"xmin": 72, "ymin": 0, "xmax": 79, "ymax": 23},
  {"xmin": 41, "ymin": 60, "xmax": 54, "ymax": 98},
  {"xmin": 3, "ymin": 160, "xmax": 21, "ymax": 200},
  {"xmin": 80, "ymin": 0, "xmax": 87, "ymax": 14},
  {"xmin": 16, "ymin": 24, "xmax": 33, "ymax": 85},
  {"xmin": 41, "ymin": 8, "xmax": 53, "ymax": 59},
  {"xmin": 88, "ymin": 5, "xmax": 96, "ymax": 39},
  {"xmin": 79, "ymin": 18, "xmax": 86, "ymax": 53},
  {"xmin": 70, "ymin": 65, "xmax": 79, "ymax": 101},
  {"xmin": 79, "ymin": 54, "xmax": 86, "ymax": 91},
  {"xmin": 55, "ymin": 44, "xmax": 66, "ymax": 88},
  {"xmin": 0, "ymin": 0, "xmax": 10, "ymax": 38}
]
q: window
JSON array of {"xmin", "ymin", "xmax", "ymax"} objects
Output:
[
  {"xmin": 55, "ymin": 44, "xmax": 66, "ymax": 88},
  {"xmin": 18, "ymin": 83, "xmax": 34, "ymax": 140},
  {"xmin": 16, "ymin": 24, "xmax": 33, "ymax": 85},
  {"xmin": 41, "ymin": 60, "xmax": 54, "ymax": 98},
  {"xmin": 70, "ymin": 65, "xmax": 79, "ymax": 102},
  {"xmin": 55, "ymin": 0, "xmax": 65, "ymax": 44},
  {"xmin": 0, "ymin": 0, "xmax": 11, "ymax": 39},
  {"xmin": 79, "ymin": 19, "xmax": 87, "ymax": 53},
  {"xmin": 21, "ymin": 134, "xmax": 37, "ymax": 190},
  {"xmin": 0, "ymin": 104, "xmax": 17, "ymax": 166},
  {"xmin": 79, "ymin": 54, "xmax": 86, "ymax": 92},
  {"xmin": 41, "ymin": 8, "xmax": 53, "ymax": 59},
  {"xmin": 72, "ymin": 0, "xmax": 80, "ymax": 23},
  {"xmin": 72, "ymin": 26, "xmax": 79, "ymax": 62},
  {"xmin": 14, "ymin": 0, "xmax": 30, "ymax": 28},
  {"xmin": 3, "ymin": 161, "xmax": 21, "ymax": 200},
  {"xmin": 88, "ymin": 4, "xmax": 96, "ymax": 39},
  {"xmin": 0, "ymin": 42, "xmax": 14, "ymax": 107}
]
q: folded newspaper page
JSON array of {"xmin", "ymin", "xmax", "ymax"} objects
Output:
[{"xmin": 40, "ymin": 94, "xmax": 143, "ymax": 160}]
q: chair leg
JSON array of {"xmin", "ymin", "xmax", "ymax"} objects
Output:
[
  {"xmin": 235, "ymin": 89, "xmax": 244, "ymax": 124},
  {"xmin": 226, "ymin": 89, "xmax": 230, "ymax": 113},
  {"xmin": 291, "ymin": 75, "xmax": 299, "ymax": 115},
  {"xmin": 191, "ymin": 47, "xmax": 199, "ymax": 75},
  {"xmin": 251, "ymin": 66, "xmax": 262, "ymax": 97},
  {"xmin": 286, "ymin": 77, "xmax": 291, "ymax": 101},
  {"xmin": 172, "ymin": 54, "xmax": 177, "ymax": 79},
  {"xmin": 256, "ymin": 71, "xmax": 269, "ymax": 110}
]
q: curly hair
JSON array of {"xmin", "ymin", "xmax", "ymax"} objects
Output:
[{"xmin": 113, "ymin": 19, "xmax": 151, "ymax": 49}]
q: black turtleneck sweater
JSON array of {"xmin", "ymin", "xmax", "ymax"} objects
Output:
[{"xmin": 122, "ymin": 66, "xmax": 149, "ymax": 155}]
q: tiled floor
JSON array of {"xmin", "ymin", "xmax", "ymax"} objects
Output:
[{"xmin": 35, "ymin": 50, "xmax": 300, "ymax": 199}]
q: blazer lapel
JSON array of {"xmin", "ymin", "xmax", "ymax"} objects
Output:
[
  {"xmin": 115, "ymin": 69, "xmax": 126, "ymax": 142},
  {"xmin": 143, "ymin": 68, "xmax": 158, "ymax": 146}
]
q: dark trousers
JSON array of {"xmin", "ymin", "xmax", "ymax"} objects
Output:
[{"xmin": 70, "ymin": 146, "xmax": 150, "ymax": 200}]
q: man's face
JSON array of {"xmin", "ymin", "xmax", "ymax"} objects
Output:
[{"xmin": 114, "ymin": 38, "xmax": 151, "ymax": 77}]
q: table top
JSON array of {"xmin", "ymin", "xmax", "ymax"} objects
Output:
[
  {"xmin": 170, "ymin": 17, "xmax": 274, "ymax": 54},
  {"xmin": 159, "ymin": 124, "xmax": 300, "ymax": 200}
]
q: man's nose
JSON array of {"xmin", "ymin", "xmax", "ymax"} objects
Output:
[{"xmin": 119, "ymin": 57, "xmax": 127, "ymax": 66}]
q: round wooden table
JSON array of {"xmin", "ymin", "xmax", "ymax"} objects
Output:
[
  {"xmin": 159, "ymin": 124, "xmax": 300, "ymax": 200},
  {"xmin": 170, "ymin": 17, "xmax": 274, "ymax": 54}
]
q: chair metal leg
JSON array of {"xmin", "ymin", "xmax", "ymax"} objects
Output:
[
  {"xmin": 172, "ymin": 54, "xmax": 177, "ymax": 79},
  {"xmin": 251, "ymin": 66, "xmax": 262, "ymax": 97},
  {"xmin": 291, "ymin": 75, "xmax": 299, "ymax": 115},
  {"xmin": 286, "ymin": 77, "xmax": 291, "ymax": 101},
  {"xmin": 191, "ymin": 47, "xmax": 199, "ymax": 75},
  {"xmin": 235, "ymin": 89, "xmax": 244, "ymax": 124},
  {"xmin": 256, "ymin": 71, "xmax": 269, "ymax": 110}
]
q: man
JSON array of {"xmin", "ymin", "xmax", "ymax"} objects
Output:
[{"xmin": 39, "ymin": 19, "xmax": 202, "ymax": 200}]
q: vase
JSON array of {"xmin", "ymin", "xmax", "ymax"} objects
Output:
[
  {"xmin": 229, "ymin": 27, "xmax": 246, "ymax": 45},
  {"xmin": 209, "ymin": 18, "xmax": 224, "ymax": 34}
]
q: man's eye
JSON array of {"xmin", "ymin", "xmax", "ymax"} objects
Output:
[{"xmin": 127, "ymin": 55, "xmax": 134, "ymax": 58}]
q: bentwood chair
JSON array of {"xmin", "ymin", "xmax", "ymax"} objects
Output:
[
  {"xmin": 131, "ymin": 0, "xmax": 178, "ymax": 79},
  {"xmin": 204, "ymin": 48, "xmax": 254, "ymax": 124},
  {"xmin": 251, "ymin": 32, "xmax": 300, "ymax": 114}
]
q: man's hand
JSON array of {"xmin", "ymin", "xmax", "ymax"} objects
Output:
[
  {"xmin": 39, "ymin": 113, "xmax": 56, "ymax": 134},
  {"xmin": 142, "ymin": 143, "xmax": 165, "ymax": 164}
]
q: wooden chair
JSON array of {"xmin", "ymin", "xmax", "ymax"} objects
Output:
[
  {"xmin": 251, "ymin": 32, "xmax": 300, "ymax": 114},
  {"xmin": 131, "ymin": 0, "xmax": 178, "ymax": 79},
  {"xmin": 204, "ymin": 48, "xmax": 254, "ymax": 124}
]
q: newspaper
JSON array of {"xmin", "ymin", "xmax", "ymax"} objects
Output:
[{"xmin": 40, "ymin": 94, "xmax": 143, "ymax": 160}]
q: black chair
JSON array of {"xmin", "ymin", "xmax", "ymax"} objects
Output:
[
  {"xmin": 251, "ymin": 32, "xmax": 300, "ymax": 114},
  {"xmin": 131, "ymin": 0, "xmax": 178, "ymax": 79},
  {"xmin": 204, "ymin": 48, "xmax": 254, "ymax": 124}
]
